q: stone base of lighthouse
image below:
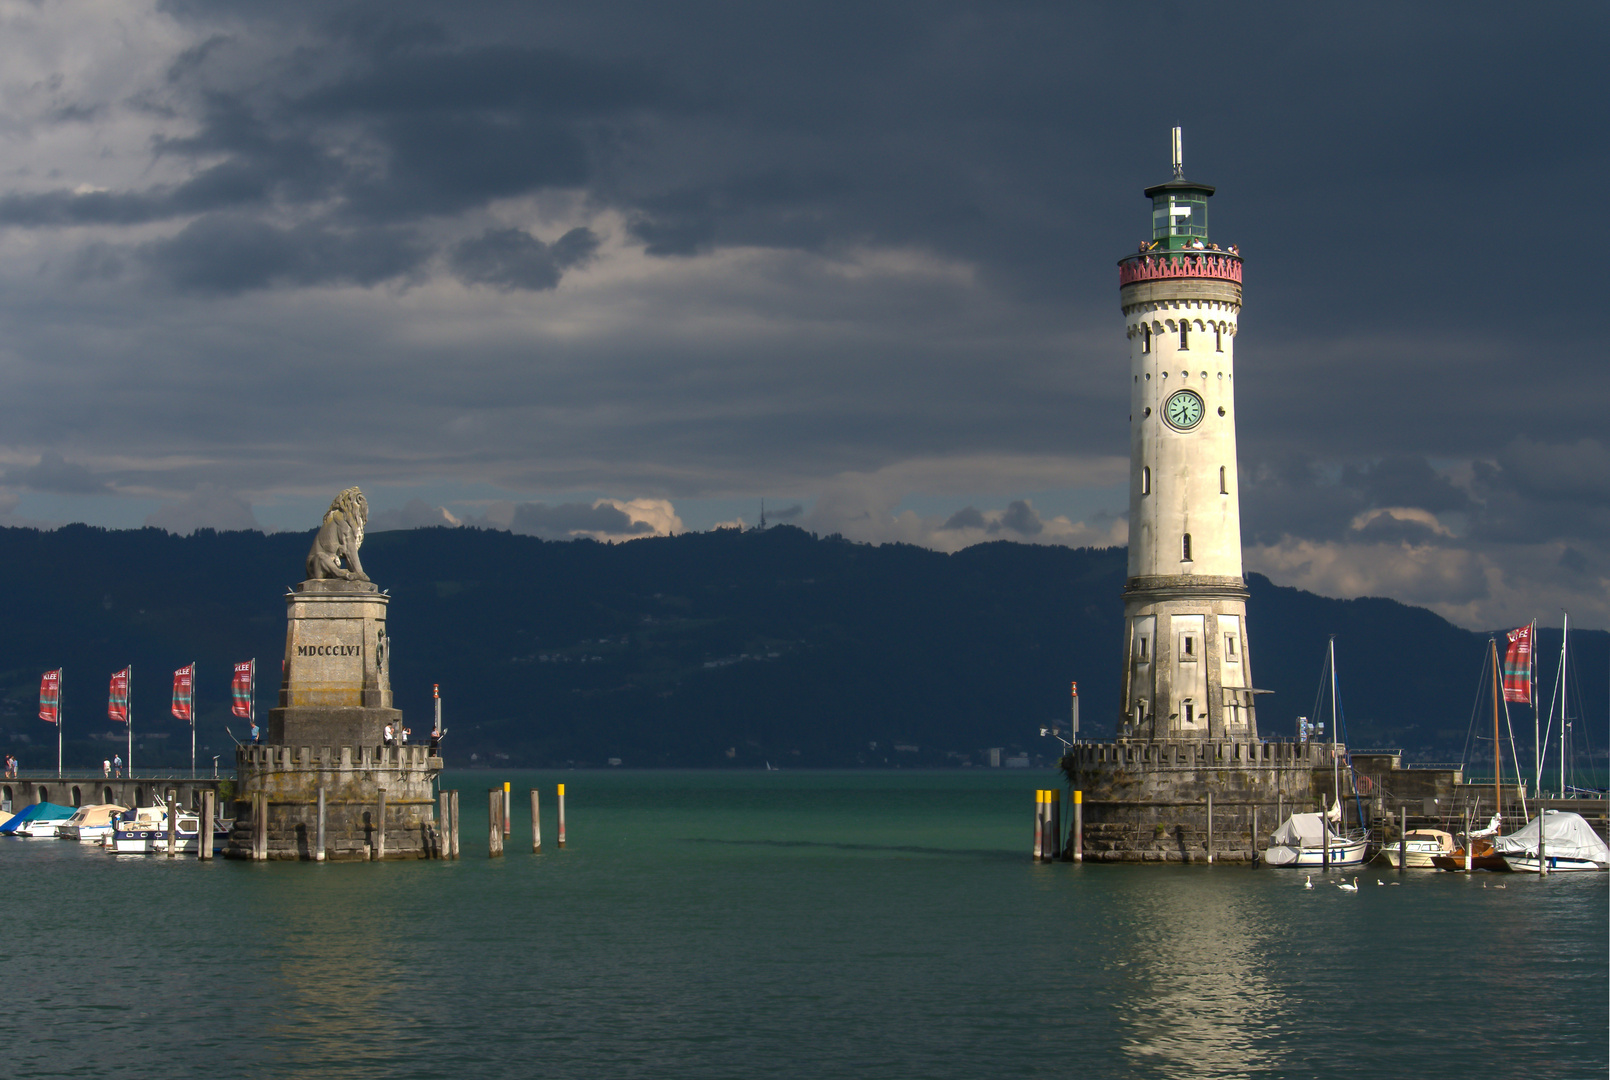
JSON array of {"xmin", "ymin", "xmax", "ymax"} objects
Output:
[
  {"xmin": 1120, "ymin": 575, "xmax": 1258, "ymax": 742},
  {"xmin": 227, "ymin": 743, "xmax": 442, "ymax": 861},
  {"xmin": 1063, "ymin": 739, "xmax": 1328, "ymax": 863}
]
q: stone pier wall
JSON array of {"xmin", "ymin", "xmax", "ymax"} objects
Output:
[
  {"xmin": 1062, "ymin": 739, "xmax": 1327, "ymax": 863},
  {"xmin": 228, "ymin": 743, "xmax": 441, "ymax": 861},
  {"xmin": 2, "ymin": 777, "xmax": 226, "ymax": 814}
]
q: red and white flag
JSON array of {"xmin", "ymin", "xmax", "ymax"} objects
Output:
[
  {"xmin": 231, "ymin": 660, "xmax": 254, "ymax": 719},
  {"xmin": 1502, "ymin": 624, "xmax": 1533, "ymax": 704},
  {"xmin": 39, "ymin": 669, "xmax": 61, "ymax": 724},
  {"xmin": 109, "ymin": 668, "xmax": 130, "ymax": 724},
  {"xmin": 172, "ymin": 663, "xmax": 195, "ymax": 723}
]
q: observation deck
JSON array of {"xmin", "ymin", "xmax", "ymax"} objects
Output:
[{"xmin": 1118, "ymin": 249, "xmax": 1242, "ymax": 286}]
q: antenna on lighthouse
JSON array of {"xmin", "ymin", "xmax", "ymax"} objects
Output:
[{"xmin": 1171, "ymin": 127, "xmax": 1184, "ymax": 179}]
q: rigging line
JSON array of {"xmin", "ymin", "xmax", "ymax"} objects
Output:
[
  {"xmin": 1501, "ymin": 691, "xmax": 1528, "ymax": 818},
  {"xmin": 1330, "ymin": 669, "xmax": 1368, "ymax": 834},
  {"xmin": 1458, "ymin": 643, "xmax": 1488, "ymax": 776}
]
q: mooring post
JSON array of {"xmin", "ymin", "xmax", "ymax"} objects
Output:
[
  {"xmin": 1036, "ymin": 789, "xmax": 1045, "ymax": 860},
  {"xmin": 489, "ymin": 789, "xmax": 504, "ymax": 857},
  {"xmin": 376, "ymin": 790, "xmax": 388, "ymax": 861},
  {"xmin": 316, "ymin": 786, "xmax": 327, "ymax": 862},
  {"xmin": 199, "ymin": 789, "xmax": 214, "ymax": 861},
  {"xmin": 531, "ymin": 789, "xmax": 541, "ymax": 854},
  {"xmin": 503, "ymin": 782, "xmax": 512, "ymax": 837},
  {"xmin": 1537, "ymin": 810, "xmax": 1547, "ymax": 876},
  {"xmin": 1072, "ymin": 790, "xmax": 1083, "ymax": 863},
  {"xmin": 1397, "ymin": 805, "xmax": 1406, "ymax": 872},
  {"xmin": 1464, "ymin": 806, "xmax": 1472, "ymax": 873},
  {"xmin": 253, "ymin": 791, "xmax": 268, "ymax": 861},
  {"xmin": 437, "ymin": 790, "xmax": 449, "ymax": 859},
  {"xmin": 166, "ymin": 789, "xmax": 178, "ymax": 858},
  {"xmin": 449, "ymin": 790, "xmax": 460, "ymax": 859},
  {"xmin": 1050, "ymin": 789, "xmax": 1062, "ymax": 862},
  {"xmin": 1321, "ymin": 797, "xmax": 1330, "ymax": 871},
  {"xmin": 1206, "ymin": 792, "xmax": 1214, "ymax": 864},
  {"xmin": 557, "ymin": 783, "xmax": 567, "ymax": 849},
  {"xmin": 1251, "ymin": 804, "xmax": 1259, "ymax": 867}
]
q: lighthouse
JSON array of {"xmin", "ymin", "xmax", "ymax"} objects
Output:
[{"xmin": 1117, "ymin": 129, "xmax": 1256, "ymax": 742}]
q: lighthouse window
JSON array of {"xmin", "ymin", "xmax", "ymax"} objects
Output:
[
  {"xmin": 1220, "ymin": 466, "xmax": 1227, "ymax": 494},
  {"xmin": 1183, "ymin": 636, "xmax": 1195, "ymax": 657},
  {"xmin": 1179, "ymin": 322, "xmax": 1189, "ymax": 350},
  {"xmin": 1225, "ymin": 635, "xmax": 1238, "ymax": 658},
  {"xmin": 1183, "ymin": 701, "xmax": 1196, "ymax": 724},
  {"xmin": 1137, "ymin": 636, "xmax": 1148, "ymax": 660},
  {"xmin": 1215, "ymin": 326, "xmax": 1223, "ymax": 352},
  {"xmin": 1142, "ymin": 466, "xmax": 1151, "ymax": 494},
  {"xmin": 1142, "ymin": 325, "xmax": 1151, "ymax": 353},
  {"xmin": 1182, "ymin": 533, "xmax": 1193, "ymax": 561}
]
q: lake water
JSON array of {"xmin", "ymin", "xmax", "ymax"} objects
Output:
[{"xmin": 4, "ymin": 769, "xmax": 1606, "ymax": 1079}]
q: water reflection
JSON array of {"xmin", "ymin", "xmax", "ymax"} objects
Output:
[{"xmin": 1105, "ymin": 873, "xmax": 1290, "ymax": 1077}]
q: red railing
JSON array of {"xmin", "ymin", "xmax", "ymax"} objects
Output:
[{"xmin": 1119, "ymin": 251, "xmax": 1242, "ymax": 286}]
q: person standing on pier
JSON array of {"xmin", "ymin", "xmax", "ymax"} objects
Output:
[
  {"xmin": 113, "ymin": 754, "xmax": 122, "ymax": 778},
  {"xmin": 103, "ymin": 758, "xmax": 111, "ymax": 778}
]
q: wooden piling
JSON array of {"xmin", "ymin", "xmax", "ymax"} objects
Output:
[
  {"xmin": 489, "ymin": 789, "xmax": 504, "ymax": 857},
  {"xmin": 1033, "ymin": 789, "xmax": 1044, "ymax": 860},
  {"xmin": 449, "ymin": 790, "xmax": 460, "ymax": 859},
  {"xmin": 1251, "ymin": 805, "xmax": 1259, "ymax": 867},
  {"xmin": 531, "ymin": 789, "xmax": 541, "ymax": 854},
  {"xmin": 253, "ymin": 791, "xmax": 268, "ymax": 861},
  {"xmin": 1397, "ymin": 805, "xmax": 1406, "ymax": 872},
  {"xmin": 376, "ymin": 790, "xmax": 388, "ymax": 861},
  {"xmin": 316, "ymin": 786, "xmax": 327, "ymax": 862},
  {"xmin": 1537, "ymin": 811, "xmax": 1547, "ymax": 876},
  {"xmin": 198, "ymin": 789, "xmax": 214, "ymax": 861},
  {"xmin": 503, "ymin": 782, "xmax": 512, "ymax": 837},
  {"xmin": 557, "ymin": 783, "xmax": 566, "ymax": 849},
  {"xmin": 1464, "ymin": 807, "xmax": 1472, "ymax": 873},
  {"xmin": 166, "ymin": 789, "xmax": 178, "ymax": 858},
  {"xmin": 1206, "ymin": 792, "xmax": 1214, "ymax": 864},
  {"xmin": 1072, "ymin": 790, "xmax": 1083, "ymax": 863},
  {"xmin": 438, "ymin": 791, "xmax": 449, "ymax": 859},
  {"xmin": 1049, "ymin": 789, "xmax": 1061, "ymax": 862}
]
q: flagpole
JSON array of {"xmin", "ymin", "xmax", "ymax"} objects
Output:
[
  {"xmin": 191, "ymin": 661, "xmax": 197, "ymax": 780},
  {"xmin": 58, "ymin": 668, "xmax": 64, "ymax": 779},
  {"xmin": 128, "ymin": 667, "xmax": 134, "ymax": 778}
]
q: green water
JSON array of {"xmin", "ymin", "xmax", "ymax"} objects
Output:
[{"xmin": 4, "ymin": 769, "xmax": 1606, "ymax": 1079}]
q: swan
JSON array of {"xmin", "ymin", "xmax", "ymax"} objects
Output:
[
  {"xmin": 1304, "ymin": 875, "xmax": 1313, "ymax": 889},
  {"xmin": 1337, "ymin": 876, "xmax": 1358, "ymax": 892},
  {"xmin": 1376, "ymin": 879, "xmax": 1384, "ymax": 885}
]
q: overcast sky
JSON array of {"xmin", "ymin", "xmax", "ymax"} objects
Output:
[{"xmin": 0, "ymin": 1, "xmax": 1604, "ymax": 630}]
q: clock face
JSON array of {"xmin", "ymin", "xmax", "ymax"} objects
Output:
[{"xmin": 1164, "ymin": 389, "xmax": 1204, "ymax": 431}]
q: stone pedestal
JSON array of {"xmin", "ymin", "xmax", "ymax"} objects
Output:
[
  {"xmin": 268, "ymin": 579, "xmax": 400, "ymax": 747},
  {"xmin": 228, "ymin": 744, "xmax": 441, "ymax": 860},
  {"xmin": 1063, "ymin": 739, "xmax": 1324, "ymax": 863},
  {"xmin": 230, "ymin": 576, "xmax": 441, "ymax": 860}
]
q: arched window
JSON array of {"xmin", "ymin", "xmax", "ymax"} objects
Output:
[
  {"xmin": 1179, "ymin": 322, "xmax": 1189, "ymax": 350},
  {"xmin": 38, "ymin": 786, "xmax": 49, "ymax": 804},
  {"xmin": 1220, "ymin": 466, "xmax": 1227, "ymax": 494},
  {"xmin": 1215, "ymin": 325, "xmax": 1223, "ymax": 352},
  {"xmin": 1142, "ymin": 324, "xmax": 1151, "ymax": 353},
  {"xmin": 71, "ymin": 786, "xmax": 82, "ymax": 807},
  {"xmin": 104, "ymin": 786, "xmax": 115, "ymax": 804},
  {"xmin": 1142, "ymin": 466, "xmax": 1151, "ymax": 495},
  {"xmin": 1182, "ymin": 533, "xmax": 1193, "ymax": 561}
]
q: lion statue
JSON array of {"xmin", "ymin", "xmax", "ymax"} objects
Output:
[{"xmin": 305, "ymin": 486, "xmax": 370, "ymax": 582}]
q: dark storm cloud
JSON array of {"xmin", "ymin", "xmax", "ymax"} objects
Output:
[
  {"xmin": 993, "ymin": 500, "xmax": 1043, "ymax": 537},
  {"xmin": 140, "ymin": 214, "xmax": 430, "ymax": 293},
  {"xmin": 449, "ymin": 226, "xmax": 598, "ymax": 290},
  {"xmin": 505, "ymin": 501, "xmax": 652, "ymax": 539},
  {"xmin": 4, "ymin": 453, "xmax": 112, "ymax": 494},
  {"xmin": 942, "ymin": 507, "xmax": 985, "ymax": 531}
]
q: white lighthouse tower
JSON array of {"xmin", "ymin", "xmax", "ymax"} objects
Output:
[{"xmin": 1117, "ymin": 129, "xmax": 1256, "ymax": 742}]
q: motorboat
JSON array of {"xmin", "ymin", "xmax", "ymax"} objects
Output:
[
  {"xmin": 0, "ymin": 801, "xmax": 77, "ymax": 837},
  {"xmin": 1379, "ymin": 827, "xmax": 1455, "ymax": 869},
  {"xmin": 1264, "ymin": 811, "xmax": 1370, "ymax": 867},
  {"xmin": 1492, "ymin": 810, "xmax": 1610, "ymax": 872},
  {"xmin": 56, "ymin": 803, "xmax": 128, "ymax": 842},
  {"xmin": 109, "ymin": 806, "xmax": 228, "ymax": 854}
]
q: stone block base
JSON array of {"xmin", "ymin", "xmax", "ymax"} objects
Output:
[
  {"xmin": 228, "ymin": 743, "xmax": 442, "ymax": 861},
  {"xmin": 1062, "ymin": 738, "xmax": 1329, "ymax": 864}
]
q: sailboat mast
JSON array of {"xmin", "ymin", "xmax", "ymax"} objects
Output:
[
  {"xmin": 1330, "ymin": 636, "xmax": 1339, "ymax": 829},
  {"xmin": 1560, "ymin": 613, "xmax": 1568, "ymax": 798},
  {"xmin": 1490, "ymin": 638, "xmax": 1502, "ymax": 822}
]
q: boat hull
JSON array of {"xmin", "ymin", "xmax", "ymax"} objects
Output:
[
  {"xmin": 1265, "ymin": 838, "xmax": 1370, "ymax": 867},
  {"xmin": 1500, "ymin": 854, "xmax": 1607, "ymax": 873}
]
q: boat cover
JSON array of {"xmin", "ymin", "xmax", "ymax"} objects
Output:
[
  {"xmin": 0, "ymin": 801, "xmax": 76, "ymax": 833},
  {"xmin": 1265, "ymin": 812, "xmax": 1339, "ymax": 865},
  {"xmin": 1491, "ymin": 811, "xmax": 1610, "ymax": 865}
]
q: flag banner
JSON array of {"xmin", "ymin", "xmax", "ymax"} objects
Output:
[
  {"xmin": 39, "ymin": 669, "xmax": 61, "ymax": 724},
  {"xmin": 231, "ymin": 660, "xmax": 254, "ymax": 719},
  {"xmin": 172, "ymin": 663, "xmax": 195, "ymax": 723},
  {"xmin": 1502, "ymin": 625, "xmax": 1533, "ymax": 703},
  {"xmin": 109, "ymin": 668, "xmax": 130, "ymax": 724}
]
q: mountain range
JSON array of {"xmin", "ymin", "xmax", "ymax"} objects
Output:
[{"xmin": 0, "ymin": 524, "xmax": 1601, "ymax": 773}]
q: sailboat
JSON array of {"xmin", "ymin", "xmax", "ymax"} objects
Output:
[
  {"xmin": 1433, "ymin": 636, "xmax": 1516, "ymax": 872},
  {"xmin": 1265, "ymin": 638, "xmax": 1369, "ymax": 868}
]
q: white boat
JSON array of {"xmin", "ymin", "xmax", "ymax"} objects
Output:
[
  {"xmin": 56, "ymin": 803, "xmax": 128, "ymax": 842},
  {"xmin": 1264, "ymin": 811, "xmax": 1370, "ymax": 867},
  {"xmin": 1378, "ymin": 828, "xmax": 1455, "ymax": 869},
  {"xmin": 1493, "ymin": 810, "xmax": 1610, "ymax": 872},
  {"xmin": 0, "ymin": 801, "xmax": 76, "ymax": 837}
]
